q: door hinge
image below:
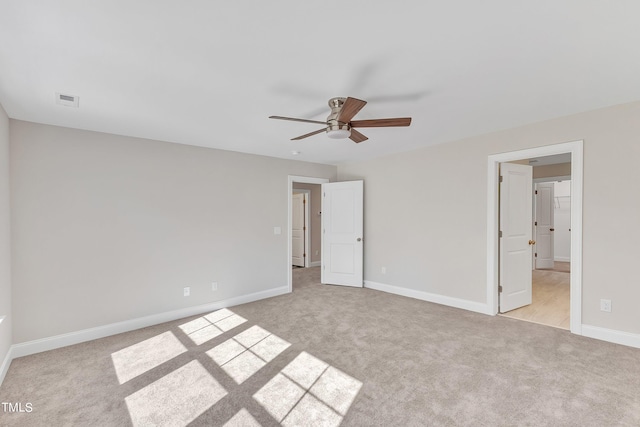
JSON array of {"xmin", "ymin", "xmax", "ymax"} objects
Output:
[
  {"xmin": 303, "ymin": 199, "xmax": 306, "ymax": 204},
  {"xmin": 535, "ymin": 190, "xmax": 538, "ymax": 195},
  {"xmin": 303, "ymin": 226, "xmax": 306, "ymax": 231},
  {"xmin": 499, "ymin": 175, "xmax": 503, "ymax": 183},
  {"xmin": 303, "ymin": 253, "xmax": 306, "ymax": 257},
  {"xmin": 535, "ymin": 221, "xmax": 537, "ymax": 226},
  {"xmin": 498, "ymin": 285, "xmax": 503, "ymax": 293},
  {"xmin": 499, "ymin": 230, "xmax": 503, "ymax": 238},
  {"xmin": 535, "ymin": 253, "xmax": 538, "ymax": 257}
]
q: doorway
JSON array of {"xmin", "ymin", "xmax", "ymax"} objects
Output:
[
  {"xmin": 487, "ymin": 141, "xmax": 583, "ymax": 335},
  {"xmin": 292, "ymin": 190, "xmax": 310, "ymax": 268},
  {"xmin": 501, "ymin": 169, "xmax": 572, "ymax": 329},
  {"xmin": 287, "ymin": 176, "xmax": 329, "ymax": 292}
]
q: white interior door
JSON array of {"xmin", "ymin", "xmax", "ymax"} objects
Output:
[
  {"xmin": 499, "ymin": 163, "xmax": 533, "ymax": 313},
  {"xmin": 554, "ymin": 180, "xmax": 571, "ymax": 262},
  {"xmin": 535, "ymin": 182, "xmax": 554, "ymax": 269},
  {"xmin": 321, "ymin": 181, "xmax": 363, "ymax": 287},
  {"xmin": 292, "ymin": 193, "xmax": 305, "ymax": 267}
]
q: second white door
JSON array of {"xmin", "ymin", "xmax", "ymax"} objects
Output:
[
  {"xmin": 321, "ymin": 181, "xmax": 363, "ymax": 287},
  {"xmin": 535, "ymin": 182, "xmax": 555, "ymax": 269}
]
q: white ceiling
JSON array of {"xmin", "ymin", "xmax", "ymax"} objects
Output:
[{"xmin": 1, "ymin": 1, "xmax": 639, "ymax": 165}]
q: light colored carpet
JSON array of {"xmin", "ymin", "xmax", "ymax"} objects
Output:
[{"xmin": 1, "ymin": 267, "xmax": 639, "ymax": 426}]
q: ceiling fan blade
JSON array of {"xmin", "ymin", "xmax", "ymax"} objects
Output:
[
  {"xmin": 269, "ymin": 116, "xmax": 327, "ymax": 125},
  {"xmin": 350, "ymin": 117, "xmax": 412, "ymax": 128},
  {"xmin": 291, "ymin": 128, "xmax": 326, "ymax": 140},
  {"xmin": 336, "ymin": 97, "xmax": 367, "ymax": 123},
  {"xmin": 349, "ymin": 129, "xmax": 368, "ymax": 143}
]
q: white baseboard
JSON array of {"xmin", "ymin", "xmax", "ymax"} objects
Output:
[
  {"xmin": 309, "ymin": 261, "xmax": 321, "ymax": 267},
  {"xmin": 10, "ymin": 285, "xmax": 290, "ymax": 360},
  {"xmin": 363, "ymin": 281, "xmax": 640, "ymax": 349},
  {"xmin": 554, "ymin": 257, "xmax": 571, "ymax": 262},
  {"xmin": 364, "ymin": 280, "xmax": 492, "ymax": 315},
  {"xmin": 0, "ymin": 345, "xmax": 13, "ymax": 386},
  {"xmin": 581, "ymin": 324, "xmax": 640, "ymax": 349}
]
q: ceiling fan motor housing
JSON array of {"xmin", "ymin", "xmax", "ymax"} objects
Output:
[
  {"xmin": 326, "ymin": 97, "xmax": 351, "ymax": 138},
  {"xmin": 269, "ymin": 95, "xmax": 410, "ymax": 142}
]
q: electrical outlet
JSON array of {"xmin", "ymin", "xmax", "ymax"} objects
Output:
[
  {"xmin": 212, "ymin": 282, "xmax": 218, "ymax": 291},
  {"xmin": 183, "ymin": 287, "xmax": 190, "ymax": 297},
  {"xmin": 381, "ymin": 267, "xmax": 386, "ymax": 274},
  {"xmin": 600, "ymin": 299, "xmax": 611, "ymax": 312}
]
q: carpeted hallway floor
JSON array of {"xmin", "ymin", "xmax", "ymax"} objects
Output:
[{"xmin": 1, "ymin": 267, "xmax": 639, "ymax": 426}]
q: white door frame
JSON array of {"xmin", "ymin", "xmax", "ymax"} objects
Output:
[
  {"xmin": 288, "ymin": 175, "xmax": 330, "ymax": 292},
  {"xmin": 292, "ymin": 189, "xmax": 311, "ymax": 268},
  {"xmin": 487, "ymin": 140, "xmax": 583, "ymax": 335}
]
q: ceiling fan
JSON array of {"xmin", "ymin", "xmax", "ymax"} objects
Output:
[{"xmin": 269, "ymin": 97, "xmax": 412, "ymax": 143}]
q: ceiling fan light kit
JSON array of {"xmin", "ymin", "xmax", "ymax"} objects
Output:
[
  {"xmin": 326, "ymin": 126, "xmax": 351, "ymax": 139},
  {"xmin": 270, "ymin": 96, "xmax": 411, "ymax": 143}
]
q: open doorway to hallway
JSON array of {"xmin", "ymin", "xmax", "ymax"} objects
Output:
[
  {"xmin": 499, "ymin": 154, "xmax": 572, "ymax": 329},
  {"xmin": 287, "ymin": 176, "xmax": 329, "ymax": 293},
  {"xmin": 292, "ymin": 184, "xmax": 321, "ymax": 269},
  {"xmin": 291, "ymin": 183, "xmax": 322, "ymax": 290}
]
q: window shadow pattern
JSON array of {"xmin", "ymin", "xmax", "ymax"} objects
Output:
[{"xmin": 110, "ymin": 309, "xmax": 362, "ymax": 426}]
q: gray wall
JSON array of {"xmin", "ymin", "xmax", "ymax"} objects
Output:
[
  {"xmin": 0, "ymin": 104, "xmax": 11, "ymax": 370},
  {"xmin": 338, "ymin": 100, "xmax": 640, "ymax": 335},
  {"xmin": 7, "ymin": 100, "xmax": 640, "ymax": 347},
  {"xmin": 534, "ymin": 162, "xmax": 571, "ymax": 179},
  {"xmin": 10, "ymin": 121, "xmax": 336, "ymax": 343}
]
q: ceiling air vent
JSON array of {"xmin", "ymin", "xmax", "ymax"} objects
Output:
[{"xmin": 55, "ymin": 92, "xmax": 79, "ymax": 107}]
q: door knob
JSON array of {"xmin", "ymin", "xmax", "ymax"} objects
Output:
[
  {"xmin": 529, "ymin": 240, "xmax": 536, "ymax": 245},
  {"xmin": 357, "ymin": 237, "xmax": 362, "ymax": 242}
]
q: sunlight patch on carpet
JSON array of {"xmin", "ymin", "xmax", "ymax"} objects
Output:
[
  {"xmin": 125, "ymin": 360, "xmax": 227, "ymax": 427},
  {"xmin": 254, "ymin": 351, "xmax": 362, "ymax": 426},
  {"xmin": 179, "ymin": 308, "xmax": 247, "ymax": 345},
  {"xmin": 206, "ymin": 325, "xmax": 291, "ymax": 384},
  {"xmin": 111, "ymin": 331, "xmax": 187, "ymax": 384}
]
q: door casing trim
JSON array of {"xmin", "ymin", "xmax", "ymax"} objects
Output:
[
  {"xmin": 288, "ymin": 176, "xmax": 330, "ymax": 292},
  {"xmin": 486, "ymin": 140, "xmax": 583, "ymax": 334}
]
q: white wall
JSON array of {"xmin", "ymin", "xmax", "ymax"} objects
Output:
[
  {"xmin": 554, "ymin": 180, "xmax": 571, "ymax": 262},
  {"xmin": 338, "ymin": 100, "xmax": 640, "ymax": 335},
  {"xmin": 10, "ymin": 120, "xmax": 337, "ymax": 343},
  {"xmin": 0, "ymin": 104, "xmax": 11, "ymax": 379}
]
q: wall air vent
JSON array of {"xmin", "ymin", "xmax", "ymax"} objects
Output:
[{"xmin": 55, "ymin": 92, "xmax": 79, "ymax": 107}]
